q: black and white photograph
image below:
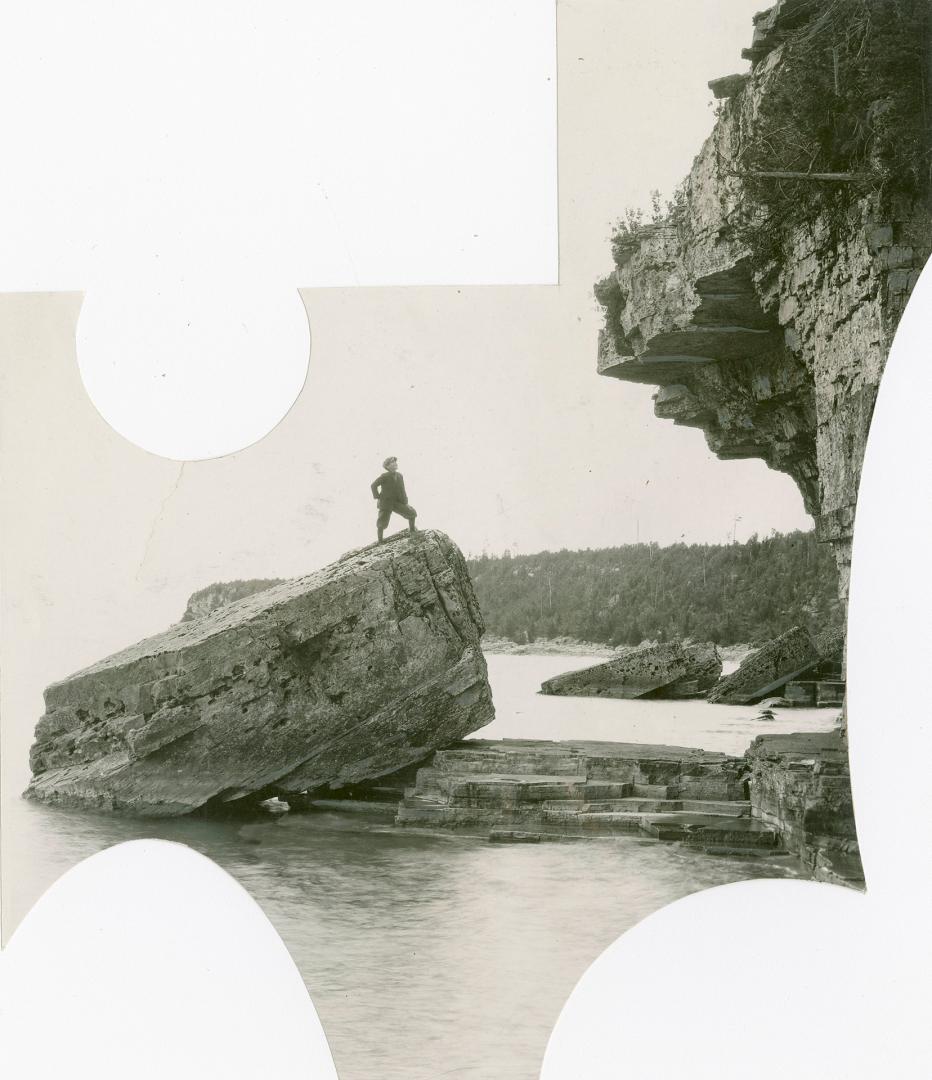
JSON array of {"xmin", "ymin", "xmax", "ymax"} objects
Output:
[{"xmin": 2, "ymin": 2, "xmax": 931, "ymax": 1078}]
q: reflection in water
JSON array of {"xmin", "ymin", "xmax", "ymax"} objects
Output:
[{"xmin": 4, "ymin": 653, "xmax": 838, "ymax": 1080}]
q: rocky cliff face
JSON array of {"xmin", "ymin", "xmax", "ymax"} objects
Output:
[
  {"xmin": 596, "ymin": 0, "xmax": 931, "ymax": 604},
  {"xmin": 746, "ymin": 732, "xmax": 862, "ymax": 886},
  {"xmin": 26, "ymin": 530, "xmax": 493, "ymax": 816}
]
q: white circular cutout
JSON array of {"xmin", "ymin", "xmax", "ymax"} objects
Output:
[
  {"xmin": 76, "ymin": 274, "xmax": 310, "ymax": 461},
  {"xmin": 1, "ymin": 840, "xmax": 339, "ymax": 1080}
]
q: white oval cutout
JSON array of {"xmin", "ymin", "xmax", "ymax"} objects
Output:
[
  {"xmin": 540, "ymin": 258, "xmax": 932, "ymax": 1080},
  {"xmin": 0, "ymin": 839, "xmax": 338, "ymax": 1080},
  {"xmin": 76, "ymin": 276, "xmax": 310, "ymax": 461}
]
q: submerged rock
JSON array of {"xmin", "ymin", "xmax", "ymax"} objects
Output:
[
  {"xmin": 658, "ymin": 641, "xmax": 723, "ymax": 698},
  {"xmin": 25, "ymin": 530, "xmax": 494, "ymax": 816},
  {"xmin": 540, "ymin": 641, "xmax": 721, "ymax": 700},
  {"xmin": 708, "ymin": 626, "xmax": 819, "ymax": 705}
]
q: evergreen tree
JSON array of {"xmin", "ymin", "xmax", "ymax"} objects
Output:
[{"xmin": 466, "ymin": 530, "xmax": 842, "ymax": 646}]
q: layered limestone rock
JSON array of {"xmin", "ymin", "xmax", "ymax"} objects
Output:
[
  {"xmin": 181, "ymin": 578, "xmax": 284, "ymax": 622},
  {"xmin": 709, "ymin": 626, "xmax": 818, "ymax": 704},
  {"xmin": 745, "ymin": 731, "xmax": 862, "ymax": 885},
  {"xmin": 26, "ymin": 530, "xmax": 494, "ymax": 816},
  {"xmin": 540, "ymin": 641, "xmax": 721, "ymax": 700},
  {"xmin": 397, "ymin": 740, "xmax": 774, "ymax": 853},
  {"xmin": 596, "ymin": 2, "xmax": 931, "ymax": 604},
  {"xmin": 657, "ymin": 641, "xmax": 722, "ymax": 698}
]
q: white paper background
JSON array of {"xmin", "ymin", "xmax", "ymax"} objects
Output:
[{"xmin": 2, "ymin": 2, "xmax": 930, "ymax": 1077}]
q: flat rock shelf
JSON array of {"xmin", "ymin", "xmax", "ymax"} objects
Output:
[{"xmin": 396, "ymin": 739, "xmax": 780, "ymax": 857}]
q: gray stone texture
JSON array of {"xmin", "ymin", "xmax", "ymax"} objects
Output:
[
  {"xmin": 708, "ymin": 626, "xmax": 817, "ymax": 704},
  {"xmin": 539, "ymin": 641, "xmax": 722, "ymax": 700},
  {"xmin": 26, "ymin": 530, "xmax": 494, "ymax": 816},
  {"xmin": 181, "ymin": 578, "xmax": 285, "ymax": 622},
  {"xmin": 596, "ymin": 7, "xmax": 931, "ymax": 607},
  {"xmin": 745, "ymin": 731, "xmax": 862, "ymax": 885},
  {"xmin": 398, "ymin": 739, "xmax": 754, "ymax": 848}
]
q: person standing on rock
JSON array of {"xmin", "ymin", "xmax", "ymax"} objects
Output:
[{"xmin": 371, "ymin": 456, "xmax": 418, "ymax": 543}]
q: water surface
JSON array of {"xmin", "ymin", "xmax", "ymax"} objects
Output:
[
  {"xmin": 479, "ymin": 653, "xmax": 839, "ymax": 754},
  {"xmin": 3, "ymin": 653, "xmax": 840, "ymax": 1080}
]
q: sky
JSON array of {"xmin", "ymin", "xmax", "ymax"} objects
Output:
[
  {"xmin": 0, "ymin": 0, "xmax": 808, "ymax": 788},
  {"xmin": 4, "ymin": 7, "xmax": 932, "ymax": 1046},
  {"xmin": 291, "ymin": 0, "xmax": 810, "ymax": 561}
]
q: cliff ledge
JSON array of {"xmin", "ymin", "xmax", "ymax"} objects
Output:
[{"xmin": 596, "ymin": 0, "xmax": 931, "ymax": 603}]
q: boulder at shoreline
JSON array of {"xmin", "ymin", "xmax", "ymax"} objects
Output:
[
  {"xmin": 539, "ymin": 641, "xmax": 722, "ymax": 700},
  {"xmin": 26, "ymin": 530, "xmax": 494, "ymax": 816},
  {"xmin": 708, "ymin": 625, "xmax": 819, "ymax": 705}
]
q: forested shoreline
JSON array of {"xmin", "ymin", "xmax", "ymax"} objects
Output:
[{"xmin": 466, "ymin": 530, "xmax": 842, "ymax": 647}]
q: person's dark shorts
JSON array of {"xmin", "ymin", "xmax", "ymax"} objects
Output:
[{"xmin": 377, "ymin": 502, "xmax": 417, "ymax": 529}]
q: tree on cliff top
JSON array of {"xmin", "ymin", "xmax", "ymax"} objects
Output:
[{"xmin": 728, "ymin": 0, "xmax": 931, "ymax": 271}]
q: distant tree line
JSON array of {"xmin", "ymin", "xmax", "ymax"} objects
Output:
[{"xmin": 466, "ymin": 531, "xmax": 843, "ymax": 647}]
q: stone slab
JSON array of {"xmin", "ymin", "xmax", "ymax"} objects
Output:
[{"xmin": 26, "ymin": 530, "xmax": 493, "ymax": 816}]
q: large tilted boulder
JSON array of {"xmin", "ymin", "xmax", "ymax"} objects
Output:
[
  {"xmin": 709, "ymin": 625, "xmax": 818, "ymax": 705},
  {"xmin": 540, "ymin": 641, "xmax": 722, "ymax": 700},
  {"xmin": 25, "ymin": 530, "xmax": 494, "ymax": 816}
]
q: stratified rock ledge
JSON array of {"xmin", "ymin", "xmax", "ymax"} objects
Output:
[
  {"xmin": 746, "ymin": 731, "xmax": 862, "ymax": 886},
  {"xmin": 25, "ymin": 530, "xmax": 494, "ymax": 816},
  {"xmin": 393, "ymin": 734, "xmax": 863, "ymax": 885},
  {"xmin": 397, "ymin": 739, "xmax": 762, "ymax": 853}
]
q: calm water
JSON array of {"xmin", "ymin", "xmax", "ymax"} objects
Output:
[
  {"xmin": 479, "ymin": 653, "xmax": 840, "ymax": 755},
  {"xmin": 4, "ymin": 653, "xmax": 840, "ymax": 1080}
]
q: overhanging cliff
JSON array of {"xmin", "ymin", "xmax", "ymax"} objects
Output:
[{"xmin": 596, "ymin": 0, "xmax": 931, "ymax": 602}]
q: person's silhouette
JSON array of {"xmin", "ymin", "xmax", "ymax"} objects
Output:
[{"xmin": 371, "ymin": 456, "xmax": 418, "ymax": 543}]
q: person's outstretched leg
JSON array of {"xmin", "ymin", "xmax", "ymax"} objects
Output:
[{"xmin": 401, "ymin": 504, "xmax": 417, "ymax": 533}]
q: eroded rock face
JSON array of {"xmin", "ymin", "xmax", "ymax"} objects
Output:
[
  {"xmin": 26, "ymin": 530, "xmax": 494, "ymax": 816},
  {"xmin": 398, "ymin": 739, "xmax": 750, "ymax": 834},
  {"xmin": 813, "ymin": 627, "xmax": 845, "ymax": 666},
  {"xmin": 660, "ymin": 642, "xmax": 723, "ymax": 698},
  {"xmin": 745, "ymin": 731, "xmax": 862, "ymax": 885},
  {"xmin": 596, "ymin": 4, "xmax": 931, "ymax": 604},
  {"xmin": 708, "ymin": 626, "xmax": 817, "ymax": 705},
  {"xmin": 540, "ymin": 641, "xmax": 722, "ymax": 700}
]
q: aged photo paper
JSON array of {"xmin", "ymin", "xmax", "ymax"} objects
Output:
[{"xmin": 2, "ymin": 3, "xmax": 931, "ymax": 1078}]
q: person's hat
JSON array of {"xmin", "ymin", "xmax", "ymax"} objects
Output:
[{"xmin": 383, "ymin": 456, "xmax": 397, "ymax": 468}]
